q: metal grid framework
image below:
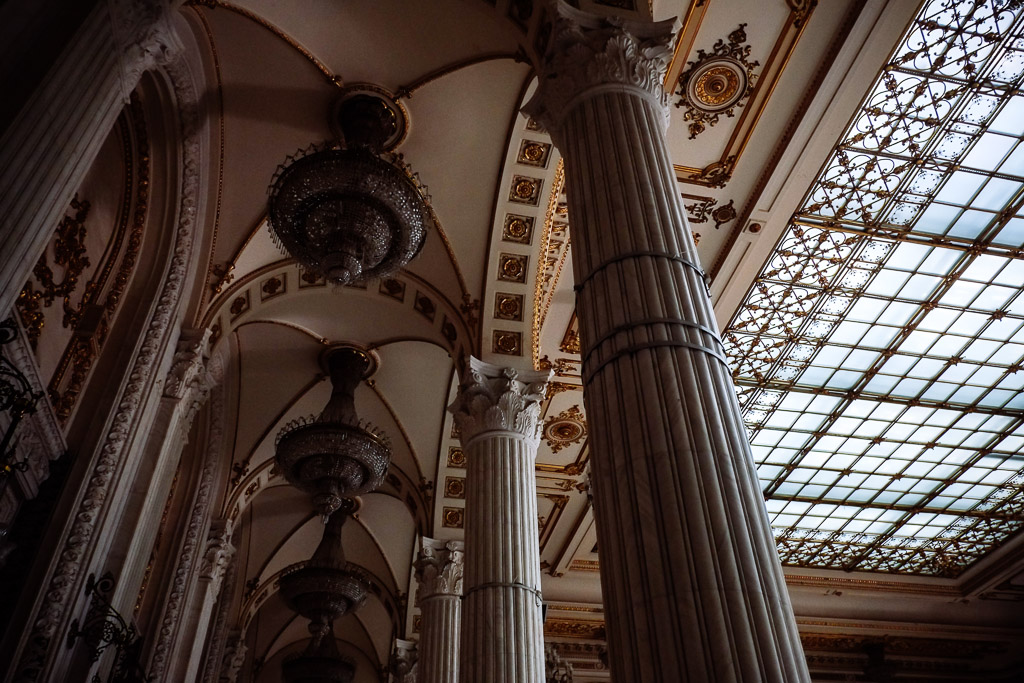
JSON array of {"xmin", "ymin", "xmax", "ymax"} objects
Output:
[{"xmin": 722, "ymin": 0, "xmax": 1024, "ymax": 577}]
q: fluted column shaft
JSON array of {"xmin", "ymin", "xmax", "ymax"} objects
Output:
[
  {"xmin": 526, "ymin": 5, "xmax": 809, "ymax": 682},
  {"xmin": 415, "ymin": 538, "xmax": 463, "ymax": 683},
  {"xmin": 449, "ymin": 359, "xmax": 550, "ymax": 683}
]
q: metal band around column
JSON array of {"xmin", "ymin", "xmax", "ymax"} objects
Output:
[{"xmin": 574, "ymin": 250, "xmax": 708, "ymax": 292}]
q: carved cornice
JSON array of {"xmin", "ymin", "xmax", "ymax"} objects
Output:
[
  {"xmin": 415, "ymin": 537, "xmax": 464, "ymax": 602},
  {"xmin": 525, "ymin": 2, "xmax": 678, "ymax": 134},
  {"xmin": 448, "ymin": 357, "xmax": 550, "ymax": 446}
]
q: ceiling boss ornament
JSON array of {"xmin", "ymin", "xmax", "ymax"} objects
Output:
[
  {"xmin": 543, "ymin": 404, "xmax": 587, "ymax": 454},
  {"xmin": 267, "ymin": 87, "xmax": 433, "ymax": 286},
  {"xmin": 675, "ymin": 24, "xmax": 759, "ymax": 140}
]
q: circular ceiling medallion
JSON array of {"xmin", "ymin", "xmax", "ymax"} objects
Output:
[
  {"xmin": 686, "ymin": 59, "xmax": 747, "ymax": 113},
  {"xmin": 543, "ymin": 405, "xmax": 587, "ymax": 454}
]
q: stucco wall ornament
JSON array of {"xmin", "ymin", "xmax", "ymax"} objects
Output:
[
  {"xmin": 448, "ymin": 357, "xmax": 551, "ymax": 447},
  {"xmin": 524, "ymin": 2, "xmax": 678, "ymax": 137},
  {"xmin": 414, "ymin": 537, "xmax": 464, "ymax": 603},
  {"xmin": 542, "ymin": 404, "xmax": 586, "ymax": 453},
  {"xmin": 675, "ymin": 24, "xmax": 760, "ymax": 139}
]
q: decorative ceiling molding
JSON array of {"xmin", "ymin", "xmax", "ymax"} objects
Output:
[{"xmin": 673, "ymin": 1, "xmax": 817, "ymax": 187}]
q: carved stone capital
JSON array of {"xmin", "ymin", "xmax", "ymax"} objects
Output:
[
  {"xmin": 524, "ymin": 2, "xmax": 678, "ymax": 133},
  {"xmin": 545, "ymin": 643, "xmax": 575, "ymax": 683},
  {"xmin": 199, "ymin": 518, "xmax": 234, "ymax": 592},
  {"xmin": 221, "ymin": 632, "xmax": 247, "ymax": 683},
  {"xmin": 164, "ymin": 327, "xmax": 212, "ymax": 399},
  {"xmin": 414, "ymin": 537, "xmax": 464, "ymax": 603},
  {"xmin": 106, "ymin": 0, "xmax": 183, "ymax": 102},
  {"xmin": 390, "ymin": 638, "xmax": 418, "ymax": 683},
  {"xmin": 165, "ymin": 328, "xmax": 216, "ymax": 437},
  {"xmin": 448, "ymin": 357, "xmax": 550, "ymax": 446}
]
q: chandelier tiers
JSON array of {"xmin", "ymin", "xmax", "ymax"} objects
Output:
[
  {"xmin": 279, "ymin": 505, "xmax": 372, "ymax": 626},
  {"xmin": 275, "ymin": 347, "xmax": 391, "ymax": 521},
  {"xmin": 281, "ymin": 620, "xmax": 356, "ymax": 683},
  {"xmin": 267, "ymin": 89, "xmax": 432, "ymax": 286}
]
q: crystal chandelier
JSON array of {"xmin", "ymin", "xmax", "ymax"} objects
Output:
[
  {"xmin": 267, "ymin": 90, "xmax": 433, "ymax": 285},
  {"xmin": 278, "ymin": 506, "xmax": 371, "ymax": 627},
  {"xmin": 279, "ymin": 506, "xmax": 366, "ymax": 683},
  {"xmin": 275, "ymin": 348, "xmax": 391, "ymax": 521}
]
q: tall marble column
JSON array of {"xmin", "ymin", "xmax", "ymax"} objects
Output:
[
  {"xmin": 449, "ymin": 358, "xmax": 550, "ymax": 683},
  {"xmin": 524, "ymin": 5, "xmax": 809, "ymax": 682},
  {"xmin": 414, "ymin": 538, "xmax": 463, "ymax": 683}
]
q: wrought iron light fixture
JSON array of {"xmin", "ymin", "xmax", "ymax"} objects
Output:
[
  {"xmin": 0, "ymin": 318, "xmax": 43, "ymax": 484},
  {"xmin": 275, "ymin": 347, "xmax": 390, "ymax": 521},
  {"xmin": 267, "ymin": 88, "xmax": 433, "ymax": 286}
]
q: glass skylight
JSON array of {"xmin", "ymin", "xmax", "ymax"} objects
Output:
[{"xmin": 723, "ymin": 0, "xmax": 1024, "ymax": 576}]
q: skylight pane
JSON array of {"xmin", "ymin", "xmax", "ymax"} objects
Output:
[{"xmin": 725, "ymin": 0, "xmax": 1024, "ymax": 577}]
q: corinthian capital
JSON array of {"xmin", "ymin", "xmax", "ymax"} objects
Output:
[
  {"xmin": 199, "ymin": 518, "xmax": 235, "ymax": 592},
  {"xmin": 414, "ymin": 537, "xmax": 464, "ymax": 602},
  {"xmin": 448, "ymin": 357, "xmax": 550, "ymax": 446},
  {"xmin": 165, "ymin": 327, "xmax": 213, "ymax": 399},
  {"xmin": 524, "ymin": 2, "xmax": 678, "ymax": 132},
  {"xmin": 106, "ymin": 0, "xmax": 183, "ymax": 101}
]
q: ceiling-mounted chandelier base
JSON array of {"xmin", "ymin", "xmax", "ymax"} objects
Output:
[{"xmin": 330, "ymin": 85, "xmax": 408, "ymax": 152}]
